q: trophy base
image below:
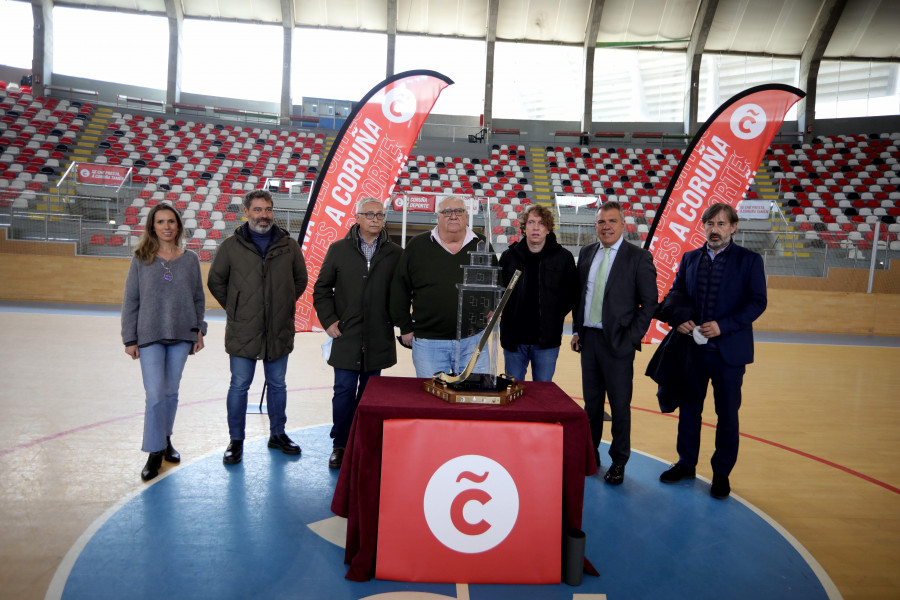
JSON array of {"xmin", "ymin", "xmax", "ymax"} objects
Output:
[{"xmin": 424, "ymin": 373, "xmax": 525, "ymax": 406}]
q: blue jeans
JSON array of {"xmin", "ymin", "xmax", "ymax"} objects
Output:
[
  {"xmin": 226, "ymin": 354, "xmax": 289, "ymax": 440},
  {"xmin": 139, "ymin": 342, "xmax": 192, "ymax": 453},
  {"xmin": 503, "ymin": 345, "xmax": 561, "ymax": 382},
  {"xmin": 331, "ymin": 368, "xmax": 380, "ymax": 448},
  {"xmin": 411, "ymin": 333, "xmax": 490, "ymax": 378}
]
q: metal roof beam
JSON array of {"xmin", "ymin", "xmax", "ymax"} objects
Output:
[
  {"xmin": 280, "ymin": 0, "xmax": 296, "ymax": 125},
  {"xmin": 798, "ymin": 0, "xmax": 848, "ymax": 140},
  {"xmin": 683, "ymin": 0, "xmax": 718, "ymax": 134},
  {"xmin": 164, "ymin": 0, "xmax": 183, "ymax": 109},
  {"xmin": 582, "ymin": 0, "xmax": 605, "ymax": 134},
  {"xmin": 387, "ymin": 0, "xmax": 397, "ymax": 79},
  {"xmin": 31, "ymin": 0, "xmax": 54, "ymax": 95},
  {"xmin": 483, "ymin": 0, "xmax": 499, "ymax": 134}
]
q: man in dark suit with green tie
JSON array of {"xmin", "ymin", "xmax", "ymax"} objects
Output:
[{"xmin": 571, "ymin": 200, "xmax": 658, "ymax": 485}]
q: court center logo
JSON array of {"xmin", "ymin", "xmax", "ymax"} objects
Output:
[
  {"xmin": 382, "ymin": 86, "xmax": 417, "ymax": 123},
  {"xmin": 730, "ymin": 103, "xmax": 767, "ymax": 140},
  {"xmin": 423, "ymin": 455, "xmax": 519, "ymax": 554}
]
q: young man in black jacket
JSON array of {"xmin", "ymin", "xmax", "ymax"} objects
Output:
[{"xmin": 498, "ymin": 204, "xmax": 578, "ymax": 381}]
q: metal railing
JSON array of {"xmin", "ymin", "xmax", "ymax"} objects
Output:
[
  {"xmin": 4, "ymin": 187, "xmax": 895, "ymax": 283},
  {"xmin": 553, "ymin": 214, "xmax": 896, "ymax": 279}
]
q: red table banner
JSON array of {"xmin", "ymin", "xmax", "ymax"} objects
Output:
[{"xmin": 376, "ymin": 418, "xmax": 563, "ymax": 584}]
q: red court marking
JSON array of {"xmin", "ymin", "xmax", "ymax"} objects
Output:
[
  {"xmin": 0, "ymin": 385, "xmax": 333, "ymax": 458},
  {"xmin": 572, "ymin": 396, "xmax": 900, "ymax": 496}
]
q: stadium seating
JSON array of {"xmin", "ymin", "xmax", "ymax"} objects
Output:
[
  {"xmin": 5, "ymin": 81, "xmax": 897, "ymax": 264},
  {"xmin": 0, "ymin": 88, "xmax": 93, "ymax": 204},
  {"xmin": 768, "ymin": 133, "xmax": 900, "ymax": 254}
]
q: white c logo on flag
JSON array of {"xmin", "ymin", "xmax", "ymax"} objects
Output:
[
  {"xmin": 382, "ymin": 87, "xmax": 417, "ymax": 124},
  {"xmin": 423, "ymin": 455, "xmax": 519, "ymax": 553},
  {"xmin": 79, "ymin": 168, "xmax": 91, "ymax": 178},
  {"xmin": 730, "ymin": 103, "xmax": 767, "ymax": 140}
]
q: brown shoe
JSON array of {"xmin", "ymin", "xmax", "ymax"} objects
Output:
[{"xmin": 329, "ymin": 447, "xmax": 345, "ymax": 469}]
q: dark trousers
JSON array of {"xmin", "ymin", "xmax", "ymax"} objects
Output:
[
  {"xmin": 676, "ymin": 347, "xmax": 745, "ymax": 476},
  {"xmin": 331, "ymin": 368, "xmax": 380, "ymax": 449},
  {"xmin": 580, "ymin": 327, "xmax": 635, "ymax": 466}
]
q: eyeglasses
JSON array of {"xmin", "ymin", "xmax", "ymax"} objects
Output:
[
  {"xmin": 438, "ymin": 208, "xmax": 466, "ymax": 217},
  {"xmin": 358, "ymin": 212, "xmax": 385, "ymax": 221}
]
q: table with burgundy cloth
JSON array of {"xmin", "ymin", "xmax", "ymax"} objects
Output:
[{"xmin": 330, "ymin": 376, "xmax": 598, "ymax": 582}]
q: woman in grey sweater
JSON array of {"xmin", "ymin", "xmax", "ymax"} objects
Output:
[{"xmin": 121, "ymin": 203, "xmax": 207, "ymax": 481}]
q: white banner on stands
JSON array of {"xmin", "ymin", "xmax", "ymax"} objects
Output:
[
  {"xmin": 737, "ymin": 200, "xmax": 771, "ymax": 219},
  {"xmin": 555, "ymin": 194, "xmax": 599, "ymax": 208}
]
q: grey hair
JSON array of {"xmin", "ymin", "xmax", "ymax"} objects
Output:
[
  {"xmin": 355, "ymin": 196, "xmax": 384, "ymax": 214},
  {"xmin": 597, "ymin": 199, "xmax": 623, "ymax": 219},
  {"xmin": 435, "ymin": 195, "xmax": 467, "ymax": 214}
]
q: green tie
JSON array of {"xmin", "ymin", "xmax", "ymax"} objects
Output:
[{"xmin": 589, "ymin": 247, "xmax": 611, "ymax": 325}]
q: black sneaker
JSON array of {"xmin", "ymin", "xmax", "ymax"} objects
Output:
[{"xmin": 660, "ymin": 463, "xmax": 696, "ymax": 483}]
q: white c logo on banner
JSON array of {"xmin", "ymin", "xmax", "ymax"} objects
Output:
[
  {"xmin": 730, "ymin": 103, "xmax": 767, "ymax": 140},
  {"xmin": 423, "ymin": 455, "xmax": 519, "ymax": 554},
  {"xmin": 382, "ymin": 87, "xmax": 417, "ymax": 124},
  {"xmin": 79, "ymin": 168, "xmax": 90, "ymax": 178}
]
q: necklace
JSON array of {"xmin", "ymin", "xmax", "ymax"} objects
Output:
[{"xmin": 160, "ymin": 259, "xmax": 173, "ymax": 281}]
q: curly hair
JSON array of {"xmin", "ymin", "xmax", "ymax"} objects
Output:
[{"xmin": 518, "ymin": 204, "xmax": 555, "ymax": 236}]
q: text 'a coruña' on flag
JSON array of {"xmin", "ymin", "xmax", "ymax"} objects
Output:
[
  {"xmin": 643, "ymin": 84, "xmax": 805, "ymax": 343},
  {"xmin": 294, "ymin": 70, "xmax": 453, "ymax": 332}
]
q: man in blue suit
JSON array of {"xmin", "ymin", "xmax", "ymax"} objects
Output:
[
  {"xmin": 658, "ymin": 202, "xmax": 767, "ymax": 499},
  {"xmin": 572, "ymin": 200, "xmax": 658, "ymax": 485}
]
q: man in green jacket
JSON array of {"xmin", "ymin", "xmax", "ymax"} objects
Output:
[
  {"xmin": 390, "ymin": 195, "xmax": 490, "ymax": 378},
  {"xmin": 313, "ymin": 197, "xmax": 401, "ymax": 469},
  {"xmin": 207, "ymin": 190, "xmax": 308, "ymax": 465}
]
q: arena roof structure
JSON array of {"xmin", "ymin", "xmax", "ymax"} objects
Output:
[{"xmin": 52, "ymin": 0, "xmax": 900, "ymax": 61}]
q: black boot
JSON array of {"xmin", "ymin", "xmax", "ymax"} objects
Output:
[
  {"xmin": 141, "ymin": 451, "xmax": 164, "ymax": 482},
  {"xmin": 164, "ymin": 436, "xmax": 180, "ymax": 463},
  {"xmin": 223, "ymin": 440, "xmax": 243, "ymax": 465}
]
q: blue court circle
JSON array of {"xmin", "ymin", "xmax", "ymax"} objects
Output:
[{"xmin": 56, "ymin": 426, "xmax": 836, "ymax": 600}]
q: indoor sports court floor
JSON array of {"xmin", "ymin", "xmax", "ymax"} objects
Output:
[{"xmin": 0, "ymin": 302, "xmax": 898, "ymax": 600}]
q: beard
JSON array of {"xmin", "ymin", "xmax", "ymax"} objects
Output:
[
  {"xmin": 249, "ymin": 218, "xmax": 273, "ymax": 234},
  {"xmin": 707, "ymin": 234, "xmax": 728, "ymax": 249}
]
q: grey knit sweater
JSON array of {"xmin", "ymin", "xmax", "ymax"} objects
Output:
[{"xmin": 121, "ymin": 250, "xmax": 208, "ymax": 347}]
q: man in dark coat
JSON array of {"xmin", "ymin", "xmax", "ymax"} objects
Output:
[
  {"xmin": 313, "ymin": 197, "xmax": 401, "ymax": 468},
  {"xmin": 571, "ymin": 200, "xmax": 658, "ymax": 485},
  {"xmin": 208, "ymin": 190, "xmax": 308, "ymax": 465},
  {"xmin": 499, "ymin": 204, "xmax": 577, "ymax": 381},
  {"xmin": 658, "ymin": 202, "xmax": 767, "ymax": 499}
]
